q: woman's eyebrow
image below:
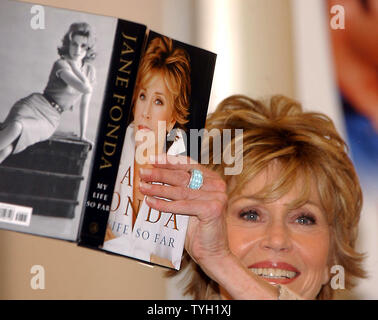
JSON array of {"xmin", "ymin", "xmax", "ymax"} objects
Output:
[
  {"xmin": 230, "ymin": 195, "xmax": 322, "ymax": 210},
  {"xmin": 305, "ymin": 200, "xmax": 321, "ymax": 207},
  {"xmin": 286, "ymin": 199, "xmax": 323, "ymax": 212},
  {"xmin": 229, "ymin": 194, "xmax": 260, "ymax": 204}
]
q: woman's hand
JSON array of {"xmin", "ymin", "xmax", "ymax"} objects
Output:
[
  {"xmin": 65, "ymin": 58, "xmax": 82, "ymax": 72},
  {"xmin": 60, "ymin": 59, "xmax": 92, "ymax": 94},
  {"xmin": 138, "ymin": 154, "xmax": 232, "ymax": 270},
  {"xmin": 139, "ymin": 154, "xmax": 280, "ymax": 299},
  {"xmin": 65, "ymin": 58, "xmax": 76, "ymax": 68}
]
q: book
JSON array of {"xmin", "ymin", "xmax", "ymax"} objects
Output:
[{"xmin": 0, "ymin": 0, "xmax": 216, "ymax": 270}]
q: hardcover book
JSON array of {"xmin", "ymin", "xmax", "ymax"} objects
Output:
[{"xmin": 0, "ymin": 0, "xmax": 216, "ymax": 270}]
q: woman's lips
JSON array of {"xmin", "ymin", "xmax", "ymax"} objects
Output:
[
  {"xmin": 138, "ymin": 125, "xmax": 151, "ymax": 131},
  {"xmin": 248, "ymin": 261, "xmax": 301, "ymax": 285}
]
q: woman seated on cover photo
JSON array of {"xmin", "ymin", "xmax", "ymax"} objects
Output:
[
  {"xmin": 139, "ymin": 94, "xmax": 366, "ymax": 299},
  {"xmin": 0, "ymin": 22, "xmax": 96, "ymax": 163},
  {"xmin": 103, "ymin": 35, "xmax": 191, "ymax": 269}
]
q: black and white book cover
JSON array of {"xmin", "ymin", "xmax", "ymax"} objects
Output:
[{"xmin": 0, "ymin": 0, "xmax": 145, "ymax": 241}]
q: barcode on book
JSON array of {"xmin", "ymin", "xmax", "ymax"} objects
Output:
[{"xmin": 0, "ymin": 202, "xmax": 32, "ymax": 226}]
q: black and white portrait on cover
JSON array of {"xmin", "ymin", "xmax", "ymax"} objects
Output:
[{"xmin": 0, "ymin": 0, "xmax": 116, "ymax": 240}]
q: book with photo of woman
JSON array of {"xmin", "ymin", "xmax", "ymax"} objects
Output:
[{"xmin": 101, "ymin": 32, "xmax": 216, "ymax": 269}]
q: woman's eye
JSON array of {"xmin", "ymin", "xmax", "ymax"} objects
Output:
[
  {"xmin": 240, "ymin": 210, "xmax": 260, "ymax": 222},
  {"xmin": 139, "ymin": 93, "xmax": 146, "ymax": 100},
  {"xmin": 155, "ymin": 98, "xmax": 163, "ymax": 105},
  {"xmin": 295, "ymin": 214, "xmax": 316, "ymax": 225}
]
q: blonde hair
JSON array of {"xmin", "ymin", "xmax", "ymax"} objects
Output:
[
  {"xmin": 133, "ymin": 35, "xmax": 191, "ymax": 129},
  {"xmin": 174, "ymin": 94, "xmax": 365, "ymax": 300}
]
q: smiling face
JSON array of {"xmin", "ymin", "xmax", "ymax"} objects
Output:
[
  {"xmin": 225, "ymin": 163, "xmax": 331, "ymax": 299},
  {"xmin": 68, "ymin": 35, "xmax": 89, "ymax": 62},
  {"xmin": 133, "ymin": 70, "xmax": 176, "ymax": 150}
]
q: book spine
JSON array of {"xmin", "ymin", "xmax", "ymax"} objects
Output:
[{"xmin": 78, "ymin": 19, "xmax": 146, "ymax": 248}]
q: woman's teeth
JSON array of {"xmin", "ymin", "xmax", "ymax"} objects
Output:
[{"xmin": 250, "ymin": 268, "xmax": 297, "ymax": 279}]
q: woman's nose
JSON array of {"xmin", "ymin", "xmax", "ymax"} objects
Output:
[
  {"xmin": 142, "ymin": 101, "xmax": 151, "ymax": 119},
  {"xmin": 260, "ymin": 220, "xmax": 292, "ymax": 253}
]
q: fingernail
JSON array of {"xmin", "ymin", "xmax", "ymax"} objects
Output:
[
  {"xmin": 140, "ymin": 168, "xmax": 152, "ymax": 175},
  {"xmin": 139, "ymin": 181, "xmax": 150, "ymax": 189},
  {"xmin": 146, "ymin": 196, "xmax": 156, "ymax": 205}
]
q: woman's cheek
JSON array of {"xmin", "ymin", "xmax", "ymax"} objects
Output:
[
  {"xmin": 302, "ymin": 231, "xmax": 330, "ymax": 268},
  {"xmin": 226, "ymin": 224, "xmax": 260, "ymax": 261}
]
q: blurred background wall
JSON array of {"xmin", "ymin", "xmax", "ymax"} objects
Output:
[{"xmin": 0, "ymin": 0, "xmax": 375, "ymax": 299}]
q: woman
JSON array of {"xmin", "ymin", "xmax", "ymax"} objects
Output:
[
  {"xmin": 139, "ymin": 94, "xmax": 366, "ymax": 299},
  {"xmin": 103, "ymin": 36, "xmax": 191, "ymax": 269},
  {"xmin": 0, "ymin": 22, "xmax": 96, "ymax": 163}
]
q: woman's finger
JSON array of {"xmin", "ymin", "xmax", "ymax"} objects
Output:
[
  {"xmin": 139, "ymin": 180, "xmax": 227, "ymax": 203},
  {"xmin": 145, "ymin": 196, "xmax": 225, "ymax": 221},
  {"xmin": 140, "ymin": 167, "xmax": 190, "ymax": 187},
  {"xmin": 139, "ymin": 167, "xmax": 226, "ymax": 192},
  {"xmin": 149, "ymin": 154, "xmax": 220, "ymax": 179}
]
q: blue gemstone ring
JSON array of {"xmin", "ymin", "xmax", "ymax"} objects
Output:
[{"xmin": 187, "ymin": 169, "xmax": 204, "ymax": 190}]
